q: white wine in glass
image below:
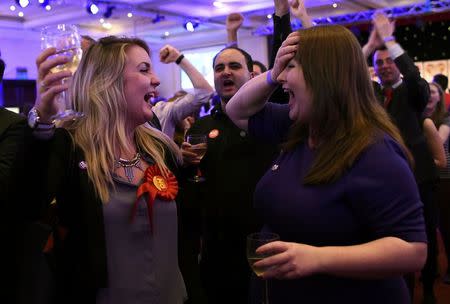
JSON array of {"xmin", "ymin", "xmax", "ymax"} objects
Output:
[
  {"xmin": 247, "ymin": 232, "xmax": 280, "ymax": 304},
  {"xmin": 41, "ymin": 24, "xmax": 83, "ymax": 122},
  {"xmin": 186, "ymin": 134, "xmax": 207, "ymax": 182}
]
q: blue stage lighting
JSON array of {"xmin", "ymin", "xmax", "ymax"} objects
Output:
[
  {"xmin": 86, "ymin": 2, "xmax": 99, "ymax": 15},
  {"xmin": 39, "ymin": 0, "xmax": 50, "ymax": 7},
  {"xmin": 184, "ymin": 20, "xmax": 199, "ymax": 32},
  {"xmin": 16, "ymin": 0, "xmax": 30, "ymax": 8}
]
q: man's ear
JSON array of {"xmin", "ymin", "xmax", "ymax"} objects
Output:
[{"xmin": 250, "ymin": 71, "xmax": 256, "ymax": 79}]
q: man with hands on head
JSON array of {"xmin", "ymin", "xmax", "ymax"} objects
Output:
[
  {"xmin": 155, "ymin": 44, "xmax": 214, "ymax": 139},
  {"xmin": 226, "ymin": 26, "xmax": 427, "ymax": 304}
]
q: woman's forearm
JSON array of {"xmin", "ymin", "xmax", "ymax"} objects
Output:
[
  {"xmin": 318, "ymin": 237, "xmax": 427, "ymax": 279},
  {"xmin": 226, "ymin": 70, "xmax": 277, "ymax": 130}
]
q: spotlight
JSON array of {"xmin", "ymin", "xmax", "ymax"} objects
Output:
[
  {"xmin": 184, "ymin": 20, "xmax": 199, "ymax": 32},
  {"xmin": 103, "ymin": 5, "xmax": 116, "ymax": 19},
  {"xmin": 39, "ymin": 0, "xmax": 50, "ymax": 6},
  {"xmin": 16, "ymin": 0, "xmax": 29, "ymax": 8},
  {"xmin": 86, "ymin": 2, "xmax": 99, "ymax": 15}
]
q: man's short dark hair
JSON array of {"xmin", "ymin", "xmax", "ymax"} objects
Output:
[
  {"xmin": 212, "ymin": 46, "xmax": 253, "ymax": 72},
  {"xmin": 253, "ymin": 60, "xmax": 267, "ymax": 73},
  {"xmin": 433, "ymin": 74, "xmax": 448, "ymax": 91}
]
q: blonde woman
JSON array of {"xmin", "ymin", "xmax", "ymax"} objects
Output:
[{"xmin": 30, "ymin": 36, "xmax": 186, "ymax": 303}]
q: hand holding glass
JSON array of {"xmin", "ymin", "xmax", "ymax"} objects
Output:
[
  {"xmin": 247, "ymin": 232, "xmax": 280, "ymax": 304},
  {"xmin": 41, "ymin": 24, "xmax": 83, "ymax": 122},
  {"xmin": 186, "ymin": 134, "xmax": 207, "ymax": 182}
]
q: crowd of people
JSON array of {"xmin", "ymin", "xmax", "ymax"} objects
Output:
[{"xmin": 1, "ymin": 0, "xmax": 450, "ymax": 303}]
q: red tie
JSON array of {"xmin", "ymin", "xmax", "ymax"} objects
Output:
[{"xmin": 383, "ymin": 87, "xmax": 393, "ymax": 108}]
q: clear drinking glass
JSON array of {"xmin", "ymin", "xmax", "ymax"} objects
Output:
[
  {"xmin": 186, "ymin": 134, "xmax": 207, "ymax": 182},
  {"xmin": 247, "ymin": 232, "xmax": 280, "ymax": 304},
  {"xmin": 41, "ymin": 24, "xmax": 83, "ymax": 122}
]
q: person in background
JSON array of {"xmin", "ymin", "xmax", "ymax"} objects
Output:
[
  {"xmin": 422, "ymin": 116, "xmax": 447, "ymax": 169},
  {"xmin": 252, "ymin": 60, "xmax": 267, "ymax": 76},
  {"xmin": 225, "ymin": 12, "xmax": 269, "ymax": 76},
  {"xmin": 81, "ymin": 35, "xmax": 96, "ymax": 52},
  {"xmin": 364, "ymin": 12, "xmax": 438, "ymax": 303},
  {"xmin": 433, "ymin": 74, "xmax": 450, "ymax": 110},
  {"xmin": 27, "ymin": 36, "xmax": 186, "ymax": 304},
  {"xmin": 180, "ymin": 45, "xmax": 278, "ymax": 304},
  {"xmin": 1, "ymin": 108, "xmax": 27, "ymax": 304},
  {"xmin": 269, "ymin": 0, "xmax": 313, "ymax": 104},
  {"xmin": 154, "ymin": 44, "xmax": 214, "ymax": 139},
  {"xmin": 424, "ymin": 82, "xmax": 450, "ymax": 285},
  {"xmin": 0, "ymin": 50, "xmax": 5, "ymax": 81},
  {"xmin": 226, "ymin": 25, "xmax": 427, "ymax": 304}
]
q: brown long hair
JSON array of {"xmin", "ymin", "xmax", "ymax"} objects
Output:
[
  {"xmin": 282, "ymin": 25, "xmax": 412, "ymax": 184},
  {"xmin": 429, "ymin": 82, "xmax": 447, "ymax": 127}
]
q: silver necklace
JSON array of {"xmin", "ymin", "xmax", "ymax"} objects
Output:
[{"xmin": 115, "ymin": 152, "xmax": 143, "ymax": 182}]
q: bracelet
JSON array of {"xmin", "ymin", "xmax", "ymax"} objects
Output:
[
  {"xmin": 383, "ymin": 36, "xmax": 395, "ymax": 43},
  {"xmin": 175, "ymin": 54, "xmax": 185, "ymax": 65},
  {"xmin": 266, "ymin": 70, "xmax": 278, "ymax": 86}
]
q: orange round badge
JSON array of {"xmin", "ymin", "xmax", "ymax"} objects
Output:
[
  {"xmin": 153, "ymin": 176, "xmax": 168, "ymax": 191},
  {"xmin": 209, "ymin": 129, "xmax": 219, "ymax": 139}
]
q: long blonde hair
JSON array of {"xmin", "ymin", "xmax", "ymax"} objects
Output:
[
  {"xmin": 282, "ymin": 25, "xmax": 412, "ymax": 184},
  {"xmin": 66, "ymin": 36, "xmax": 182, "ymax": 203}
]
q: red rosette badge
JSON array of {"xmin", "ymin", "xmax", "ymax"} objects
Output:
[{"xmin": 130, "ymin": 164, "xmax": 178, "ymax": 232}]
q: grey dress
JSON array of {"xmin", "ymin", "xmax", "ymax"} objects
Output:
[{"xmin": 96, "ymin": 176, "xmax": 187, "ymax": 304}]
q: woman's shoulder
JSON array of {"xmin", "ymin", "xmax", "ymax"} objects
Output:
[{"xmin": 354, "ymin": 133, "xmax": 411, "ymax": 172}]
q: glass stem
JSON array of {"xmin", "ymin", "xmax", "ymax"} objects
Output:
[{"xmin": 264, "ymin": 279, "xmax": 269, "ymax": 304}]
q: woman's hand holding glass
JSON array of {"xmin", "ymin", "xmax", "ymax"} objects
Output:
[
  {"xmin": 35, "ymin": 48, "xmax": 72, "ymax": 123},
  {"xmin": 253, "ymin": 240, "xmax": 321, "ymax": 280},
  {"xmin": 40, "ymin": 24, "xmax": 83, "ymax": 122}
]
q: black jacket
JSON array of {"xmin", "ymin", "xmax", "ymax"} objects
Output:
[{"xmin": 374, "ymin": 53, "xmax": 437, "ymax": 185}]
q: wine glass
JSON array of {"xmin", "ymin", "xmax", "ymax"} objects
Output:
[
  {"xmin": 247, "ymin": 232, "xmax": 280, "ymax": 304},
  {"xmin": 41, "ymin": 24, "xmax": 83, "ymax": 122},
  {"xmin": 186, "ymin": 134, "xmax": 207, "ymax": 182}
]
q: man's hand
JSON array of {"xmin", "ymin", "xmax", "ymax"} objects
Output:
[
  {"xmin": 372, "ymin": 11, "xmax": 395, "ymax": 41},
  {"xmin": 159, "ymin": 44, "xmax": 182, "ymax": 64},
  {"xmin": 226, "ymin": 13, "xmax": 244, "ymax": 32}
]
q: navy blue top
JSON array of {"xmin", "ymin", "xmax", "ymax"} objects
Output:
[{"xmin": 248, "ymin": 103, "xmax": 427, "ymax": 304}]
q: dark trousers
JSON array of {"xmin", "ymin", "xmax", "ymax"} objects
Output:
[{"xmin": 200, "ymin": 253, "xmax": 251, "ymax": 304}]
